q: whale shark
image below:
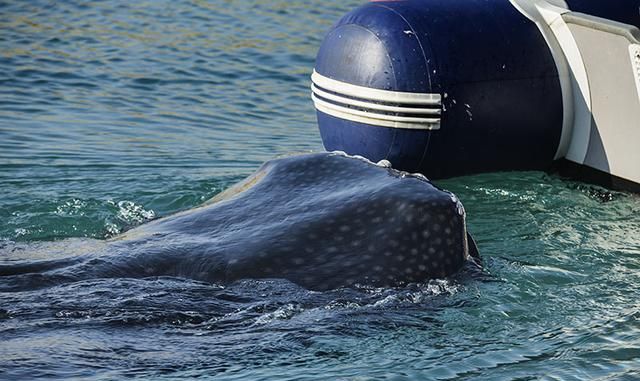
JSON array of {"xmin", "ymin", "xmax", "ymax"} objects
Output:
[{"xmin": 0, "ymin": 152, "xmax": 478, "ymax": 291}]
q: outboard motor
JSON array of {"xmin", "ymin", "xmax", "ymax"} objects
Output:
[{"xmin": 312, "ymin": 0, "xmax": 640, "ymax": 191}]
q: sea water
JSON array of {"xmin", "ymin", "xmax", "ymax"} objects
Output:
[{"xmin": 1, "ymin": 1, "xmax": 640, "ymax": 379}]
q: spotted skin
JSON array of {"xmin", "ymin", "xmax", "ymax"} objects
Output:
[{"xmin": 1, "ymin": 153, "xmax": 478, "ymax": 291}]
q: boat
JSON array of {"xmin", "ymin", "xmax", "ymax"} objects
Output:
[{"xmin": 311, "ymin": 0, "xmax": 640, "ymax": 191}]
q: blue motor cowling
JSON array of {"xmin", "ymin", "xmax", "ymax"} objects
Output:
[
  {"xmin": 565, "ymin": 0, "xmax": 640, "ymax": 29},
  {"xmin": 312, "ymin": 0, "xmax": 566, "ymax": 179}
]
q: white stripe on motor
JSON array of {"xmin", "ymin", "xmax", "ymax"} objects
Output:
[
  {"xmin": 311, "ymin": 70, "xmax": 441, "ymax": 105},
  {"xmin": 311, "ymin": 84, "xmax": 442, "ymax": 116},
  {"xmin": 312, "ymin": 94, "xmax": 441, "ymax": 130}
]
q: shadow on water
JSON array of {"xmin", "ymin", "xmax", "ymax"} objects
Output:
[{"xmin": 0, "ymin": 275, "xmax": 479, "ymax": 379}]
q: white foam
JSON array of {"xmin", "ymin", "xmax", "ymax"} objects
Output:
[{"xmin": 376, "ymin": 159, "xmax": 392, "ymax": 168}]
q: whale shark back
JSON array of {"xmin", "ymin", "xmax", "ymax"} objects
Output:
[{"xmin": 1, "ymin": 153, "xmax": 477, "ymax": 291}]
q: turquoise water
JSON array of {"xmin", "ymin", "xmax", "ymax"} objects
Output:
[{"xmin": 2, "ymin": 1, "xmax": 640, "ymax": 380}]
